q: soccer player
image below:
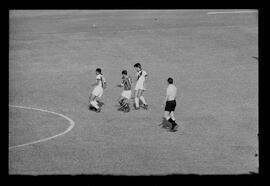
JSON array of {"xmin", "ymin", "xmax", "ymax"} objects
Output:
[
  {"xmin": 133, "ymin": 63, "xmax": 148, "ymax": 110},
  {"xmin": 89, "ymin": 68, "xmax": 106, "ymax": 112},
  {"xmin": 164, "ymin": 77, "xmax": 178, "ymax": 132},
  {"xmin": 117, "ymin": 70, "xmax": 132, "ymax": 112}
]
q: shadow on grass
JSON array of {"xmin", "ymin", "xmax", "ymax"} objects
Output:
[{"xmin": 158, "ymin": 118, "xmax": 172, "ymax": 129}]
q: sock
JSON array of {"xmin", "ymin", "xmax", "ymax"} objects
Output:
[
  {"xmin": 139, "ymin": 96, "xmax": 147, "ymax": 105},
  {"xmin": 124, "ymin": 103, "xmax": 129, "ymax": 111},
  {"xmin": 119, "ymin": 99, "xmax": 124, "ymax": 106},
  {"xmin": 125, "ymin": 103, "xmax": 130, "ymax": 108},
  {"xmin": 90, "ymin": 100, "xmax": 99, "ymax": 109},
  {"xmin": 135, "ymin": 97, "xmax": 139, "ymax": 108},
  {"xmin": 126, "ymin": 103, "xmax": 130, "ymax": 108},
  {"xmin": 168, "ymin": 118, "xmax": 177, "ymax": 128}
]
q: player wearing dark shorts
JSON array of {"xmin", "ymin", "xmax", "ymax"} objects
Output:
[
  {"xmin": 164, "ymin": 77, "xmax": 178, "ymax": 132},
  {"xmin": 165, "ymin": 100, "xmax": 176, "ymax": 112}
]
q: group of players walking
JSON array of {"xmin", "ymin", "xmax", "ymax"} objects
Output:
[{"xmin": 88, "ymin": 63, "xmax": 179, "ymax": 132}]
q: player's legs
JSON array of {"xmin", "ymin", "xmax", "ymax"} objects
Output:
[
  {"xmin": 168, "ymin": 101, "xmax": 178, "ymax": 131},
  {"xmin": 170, "ymin": 111, "xmax": 182, "ymax": 130},
  {"xmin": 118, "ymin": 96, "xmax": 124, "ymax": 104},
  {"xmin": 169, "ymin": 111, "xmax": 176, "ymax": 125},
  {"xmin": 169, "ymin": 111, "xmax": 178, "ymax": 131},
  {"xmin": 138, "ymin": 89, "xmax": 147, "ymax": 108},
  {"xmin": 117, "ymin": 97, "xmax": 129, "ymax": 112},
  {"xmin": 134, "ymin": 90, "xmax": 140, "ymax": 109},
  {"xmin": 164, "ymin": 110, "xmax": 177, "ymax": 131},
  {"xmin": 118, "ymin": 97, "xmax": 125, "ymax": 111},
  {"xmin": 164, "ymin": 100, "xmax": 177, "ymax": 131},
  {"xmin": 96, "ymin": 89, "xmax": 104, "ymax": 107},
  {"xmin": 123, "ymin": 98, "xmax": 130, "ymax": 112},
  {"xmin": 119, "ymin": 90, "xmax": 129, "ymax": 106},
  {"xmin": 122, "ymin": 90, "xmax": 131, "ymax": 112},
  {"xmin": 164, "ymin": 111, "xmax": 171, "ymax": 121},
  {"xmin": 90, "ymin": 87, "xmax": 102, "ymax": 110},
  {"xmin": 134, "ymin": 82, "xmax": 144, "ymax": 109},
  {"xmin": 118, "ymin": 96, "xmax": 126, "ymax": 107},
  {"xmin": 89, "ymin": 94, "xmax": 99, "ymax": 109},
  {"xmin": 169, "ymin": 111, "xmax": 175, "ymax": 121}
]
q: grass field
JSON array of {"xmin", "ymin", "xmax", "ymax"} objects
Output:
[{"xmin": 9, "ymin": 10, "xmax": 258, "ymax": 175}]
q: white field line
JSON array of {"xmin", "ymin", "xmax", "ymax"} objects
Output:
[
  {"xmin": 207, "ymin": 10, "xmax": 257, "ymax": 15},
  {"xmin": 9, "ymin": 105, "xmax": 75, "ymax": 150}
]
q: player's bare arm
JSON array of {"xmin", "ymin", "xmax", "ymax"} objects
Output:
[
  {"xmin": 103, "ymin": 81, "xmax": 107, "ymax": 89},
  {"xmin": 116, "ymin": 83, "xmax": 123, "ymax": 87},
  {"xmin": 127, "ymin": 76, "xmax": 133, "ymax": 84},
  {"xmin": 164, "ymin": 95, "xmax": 168, "ymax": 107},
  {"xmin": 145, "ymin": 73, "xmax": 148, "ymax": 81},
  {"xmin": 143, "ymin": 74, "xmax": 148, "ymax": 88}
]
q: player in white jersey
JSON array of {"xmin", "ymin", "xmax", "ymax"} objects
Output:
[
  {"xmin": 163, "ymin": 77, "xmax": 178, "ymax": 132},
  {"xmin": 133, "ymin": 63, "xmax": 148, "ymax": 110},
  {"xmin": 89, "ymin": 68, "xmax": 106, "ymax": 112}
]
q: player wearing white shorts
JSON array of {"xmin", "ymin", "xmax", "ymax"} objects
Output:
[
  {"xmin": 89, "ymin": 68, "xmax": 106, "ymax": 112},
  {"xmin": 133, "ymin": 63, "xmax": 148, "ymax": 110},
  {"xmin": 117, "ymin": 70, "xmax": 132, "ymax": 113}
]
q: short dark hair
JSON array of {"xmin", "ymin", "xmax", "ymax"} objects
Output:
[
  {"xmin": 167, "ymin": 77, "xmax": 173, "ymax": 84},
  {"xmin": 96, "ymin": 68, "xmax": 102, "ymax": 73},
  {"xmin": 122, "ymin": 70, "xmax": 127, "ymax": 75},
  {"xmin": 134, "ymin": 63, "xmax": 141, "ymax": 68}
]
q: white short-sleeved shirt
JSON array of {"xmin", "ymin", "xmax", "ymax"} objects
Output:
[
  {"xmin": 166, "ymin": 84, "xmax": 177, "ymax": 101},
  {"xmin": 96, "ymin": 74, "xmax": 106, "ymax": 88},
  {"xmin": 136, "ymin": 70, "xmax": 147, "ymax": 84}
]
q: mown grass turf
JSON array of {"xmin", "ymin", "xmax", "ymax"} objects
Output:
[{"xmin": 9, "ymin": 10, "xmax": 258, "ymax": 175}]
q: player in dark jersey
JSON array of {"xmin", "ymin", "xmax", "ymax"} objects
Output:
[{"xmin": 117, "ymin": 70, "xmax": 132, "ymax": 112}]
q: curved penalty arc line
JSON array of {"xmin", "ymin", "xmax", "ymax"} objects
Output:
[{"xmin": 9, "ymin": 105, "xmax": 75, "ymax": 150}]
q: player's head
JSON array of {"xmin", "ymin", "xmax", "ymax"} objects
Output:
[
  {"xmin": 122, "ymin": 70, "xmax": 127, "ymax": 76},
  {"xmin": 134, "ymin": 63, "xmax": 141, "ymax": 72},
  {"xmin": 167, "ymin": 77, "xmax": 173, "ymax": 84},
  {"xmin": 96, "ymin": 68, "xmax": 102, "ymax": 75}
]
